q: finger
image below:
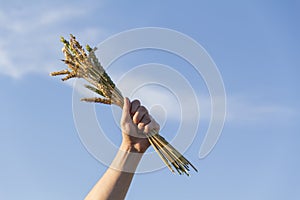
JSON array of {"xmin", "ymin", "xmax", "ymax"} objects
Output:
[
  {"xmin": 137, "ymin": 115, "xmax": 151, "ymax": 134},
  {"xmin": 137, "ymin": 123, "xmax": 148, "ymax": 138},
  {"xmin": 140, "ymin": 114, "xmax": 151, "ymax": 125},
  {"xmin": 144, "ymin": 116, "xmax": 160, "ymax": 134},
  {"xmin": 132, "ymin": 106, "xmax": 148, "ymax": 124},
  {"xmin": 130, "ymin": 100, "xmax": 140, "ymax": 117},
  {"xmin": 121, "ymin": 97, "xmax": 131, "ymax": 123},
  {"xmin": 137, "ymin": 123, "xmax": 145, "ymax": 132}
]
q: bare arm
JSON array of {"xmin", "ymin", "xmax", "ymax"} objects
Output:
[{"xmin": 85, "ymin": 97, "xmax": 159, "ymax": 200}]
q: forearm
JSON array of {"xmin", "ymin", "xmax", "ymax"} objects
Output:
[{"xmin": 85, "ymin": 143, "xmax": 143, "ymax": 200}]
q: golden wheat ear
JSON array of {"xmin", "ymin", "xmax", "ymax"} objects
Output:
[{"xmin": 50, "ymin": 34, "xmax": 197, "ymax": 175}]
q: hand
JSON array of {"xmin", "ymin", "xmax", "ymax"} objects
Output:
[{"xmin": 120, "ymin": 97, "xmax": 160, "ymax": 153}]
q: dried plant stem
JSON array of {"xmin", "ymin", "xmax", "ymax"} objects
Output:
[
  {"xmin": 50, "ymin": 34, "xmax": 197, "ymax": 175},
  {"xmin": 146, "ymin": 135, "xmax": 175, "ymax": 173},
  {"xmin": 154, "ymin": 134, "xmax": 198, "ymax": 172}
]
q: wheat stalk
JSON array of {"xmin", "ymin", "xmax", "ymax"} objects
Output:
[{"xmin": 50, "ymin": 34, "xmax": 197, "ymax": 176}]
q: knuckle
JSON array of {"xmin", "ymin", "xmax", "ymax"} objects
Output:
[
  {"xmin": 130, "ymin": 100, "xmax": 141, "ymax": 115},
  {"xmin": 139, "ymin": 106, "xmax": 147, "ymax": 113},
  {"xmin": 143, "ymin": 116, "xmax": 151, "ymax": 124},
  {"xmin": 144, "ymin": 126, "xmax": 150, "ymax": 134},
  {"xmin": 132, "ymin": 99, "xmax": 140, "ymax": 106},
  {"xmin": 132, "ymin": 115, "xmax": 139, "ymax": 124},
  {"xmin": 138, "ymin": 123, "xmax": 145, "ymax": 130}
]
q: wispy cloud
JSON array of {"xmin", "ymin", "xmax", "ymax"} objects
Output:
[
  {"xmin": 135, "ymin": 89, "xmax": 295, "ymax": 125},
  {"xmin": 226, "ymin": 95, "xmax": 295, "ymax": 123},
  {"xmin": 105, "ymin": 67, "xmax": 295, "ymax": 125},
  {"xmin": 0, "ymin": 2, "xmax": 107, "ymax": 79}
]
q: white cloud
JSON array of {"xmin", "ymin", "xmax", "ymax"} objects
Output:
[
  {"xmin": 0, "ymin": 46, "xmax": 15, "ymax": 77},
  {"xmin": 134, "ymin": 89, "xmax": 295, "ymax": 125},
  {"xmin": 226, "ymin": 95, "xmax": 295, "ymax": 123},
  {"xmin": 2, "ymin": 1, "xmax": 292, "ymax": 125},
  {"xmin": 101, "ymin": 66, "xmax": 294, "ymax": 125},
  {"xmin": 0, "ymin": 2, "xmax": 108, "ymax": 79}
]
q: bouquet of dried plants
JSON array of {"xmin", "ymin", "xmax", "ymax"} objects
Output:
[{"xmin": 50, "ymin": 34, "xmax": 197, "ymax": 176}]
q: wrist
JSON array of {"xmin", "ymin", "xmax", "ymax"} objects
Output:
[
  {"xmin": 111, "ymin": 143, "xmax": 143, "ymax": 173},
  {"xmin": 120, "ymin": 141, "xmax": 148, "ymax": 154}
]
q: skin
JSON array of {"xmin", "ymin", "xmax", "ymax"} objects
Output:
[{"xmin": 85, "ymin": 97, "xmax": 160, "ymax": 200}]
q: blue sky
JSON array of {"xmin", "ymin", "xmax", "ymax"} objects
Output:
[{"xmin": 0, "ymin": 0, "xmax": 299, "ymax": 199}]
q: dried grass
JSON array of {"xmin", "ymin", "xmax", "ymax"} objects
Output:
[{"xmin": 50, "ymin": 34, "xmax": 197, "ymax": 176}]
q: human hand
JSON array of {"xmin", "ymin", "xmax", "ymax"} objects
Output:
[{"xmin": 120, "ymin": 97, "xmax": 160, "ymax": 153}]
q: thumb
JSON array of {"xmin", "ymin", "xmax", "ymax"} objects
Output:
[{"xmin": 121, "ymin": 97, "xmax": 131, "ymax": 123}]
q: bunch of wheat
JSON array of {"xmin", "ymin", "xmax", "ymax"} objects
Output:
[{"xmin": 50, "ymin": 34, "xmax": 197, "ymax": 176}]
